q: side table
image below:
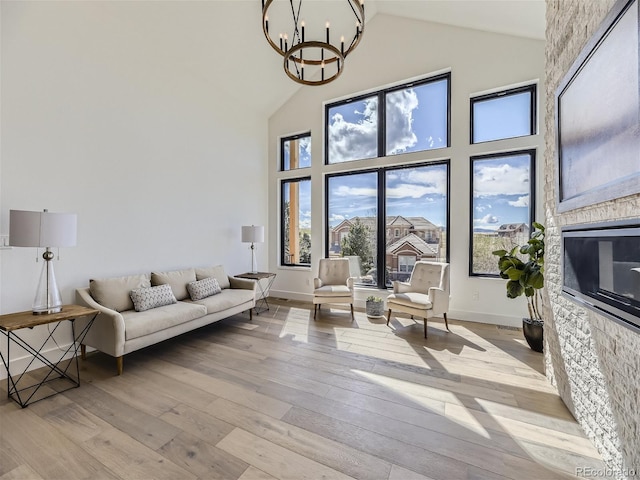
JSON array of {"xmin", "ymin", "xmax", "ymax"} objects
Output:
[
  {"xmin": 0, "ymin": 304, "xmax": 99, "ymax": 408},
  {"xmin": 235, "ymin": 272, "xmax": 276, "ymax": 315}
]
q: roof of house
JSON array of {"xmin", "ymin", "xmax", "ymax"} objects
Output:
[{"xmin": 386, "ymin": 233, "xmax": 439, "ymax": 257}]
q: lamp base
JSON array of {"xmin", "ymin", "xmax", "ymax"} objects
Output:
[{"xmin": 32, "ymin": 250, "xmax": 63, "ymax": 315}]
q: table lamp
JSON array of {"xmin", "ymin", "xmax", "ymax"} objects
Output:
[
  {"xmin": 241, "ymin": 225, "xmax": 264, "ymax": 274},
  {"xmin": 9, "ymin": 209, "xmax": 77, "ymax": 314}
]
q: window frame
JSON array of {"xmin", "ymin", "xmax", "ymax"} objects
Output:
[
  {"xmin": 324, "ymin": 73, "xmax": 451, "ymax": 165},
  {"xmin": 280, "ymin": 176, "xmax": 312, "ymax": 268},
  {"xmin": 325, "ymin": 160, "xmax": 450, "ymax": 289},
  {"xmin": 280, "ymin": 132, "xmax": 311, "ymax": 171},
  {"xmin": 468, "ymin": 149, "xmax": 536, "ymax": 277},
  {"xmin": 470, "ymin": 84, "xmax": 537, "ymax": 144}
]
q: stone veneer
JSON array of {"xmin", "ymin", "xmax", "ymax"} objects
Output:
[{"xmin": 545, "ymin": 0, "xmax": 640, "ymax": 477}]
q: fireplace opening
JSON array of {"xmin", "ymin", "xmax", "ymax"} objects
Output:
[{"xmin": 563, "ymin": 220, "xmax": 640, "ymax": 333}]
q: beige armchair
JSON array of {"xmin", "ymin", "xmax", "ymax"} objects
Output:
[
  {"xmin": 386, "ymin": 261, "xmax": 450, "ymax": 338},
  {"xmin": 313, "ymin": 258, "xmax": 354, "ymax": 320}
]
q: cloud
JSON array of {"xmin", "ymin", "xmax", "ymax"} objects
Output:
[
  {"xmin": 474, "ymin": 214, "xmax": 500, "ymax": 225},
  {"xmin": 474, "ymin": 162, "xmax": 530, "ymax": 197},
  {"xmin": 387, "ymin": 183, "xmax": 439, "ymax": 199},
  {"xmin": 386, "ymin": 89, "xmax": 419, "ymax": 154},
  {"xmin": 329, "ymin": 214, "xmax": 346, "ymax": 222},
  {"xmin": 333, "ymin": 185, "xmax": 377, "ymax": 197},
  {"xmin": 508, "ymin": 195, "xmax": 529, "ymax": 207},
  {"xmin": 328, "ymin": 99, "xmax": 378, "ymax": 163}
]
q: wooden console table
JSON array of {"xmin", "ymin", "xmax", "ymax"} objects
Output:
[
  {"xmin": 235, "ymin": 272, "xmax": 276, "ymax": 314},
  {"xmin": 0, "ymin": 305, "xmax": 99, "ymax": 408}
]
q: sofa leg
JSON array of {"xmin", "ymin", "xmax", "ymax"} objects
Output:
[
  {"xmin": 444, "ymin": 312, "xmax": 450, "ymax": 331},
  {"xmin": 386, "ymin": 309, "xmax": 392, "ymax": 326},
  {"xmin": 314, "ymin": 304, "xmax": 317, "ymax": 319},
  {"xmin": 250, "ymin": 308, "xmax": 253, "ymax": 322},
  {"xmin": 424, "ymin": 319, "xmax": 428, "ymax": 339},
  {"xmin": 350, "ymin": 304, "xmax": 354, "ymax": 321},
  {"xmin": 116, "ymin": 356, "xmax": 123, "ymax": 376},
  {"xmin": 80, "ymin": 344, "xmax": 86, "ymax": 360}
]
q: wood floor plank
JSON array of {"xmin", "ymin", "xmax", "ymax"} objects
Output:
[
  {"xmin": 0, "ymin": 405, "xmax": 116, "ymax": 480},
  {"xmin": 158, "ymin": 430, "xmax": 249, "ymax": 479},
  {"xmin": 159, "ymin": 403, "xmax": 236, "ymax": 445},
  {"xmin": 62, "ymin": 381, "xmax": 181, "ymax": 451},
  {"xmin": 206, "ymin": 397, "xmax": 393, "ymax": 480},
  {"xmin": 82, "ymin": 427, "xmax": 194, "ymax": 480},
  {"xmin": 216, "ymin": 428, "xmax": 356, "ymax": 480},
  {"xmin": 388, "ymin": 465, "xmax": 436, "ymax": 480},
  {"xmin": 143, "ymin": 358, "xmax": 293, "ymax": 419},
  {"xmin": 237, "ymin": 466, "xmax": 278, "ymax": 480},
  {"xmin": 0, "ymin": 464, "xmax": 45, "ymax": 480}
]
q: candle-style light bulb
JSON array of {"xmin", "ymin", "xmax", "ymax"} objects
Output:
[
  {"xmin": 279, "ymin": 33, "xmax": 283, "ymax": 50},
  {"xmin": 301, "ymin": 20, "xmax": 305, "ymax": 42},
  {"xmin": 265, "ymin": 15, "xmax": 269, "ymax": 33},
  {"xmin": 341, "ymin": 35, "xmax": 345, "ymax": 55},
  {"xmin": 321, "ymin": 60, "xmax": 325, "ymax": 81},
  {"xmin": 284, "ymin": 33, "xmax": 288, "ymax": 52},
  {"xmin": 326, "ymin": 21, "xmax": 330, "ymax": 43}
]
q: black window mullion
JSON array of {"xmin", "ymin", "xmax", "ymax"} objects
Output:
[
  {"xmin": 378, "ymin": 91, "xmax": 385, "ymax": 157},
  {"xmin": 377, "ymin": 170, "xmax": 386, "ymax": 289}
]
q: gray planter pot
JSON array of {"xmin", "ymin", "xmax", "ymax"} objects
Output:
[{"xmin": 366, "ymin": 300, "xmax": 384, "ymax": 317}]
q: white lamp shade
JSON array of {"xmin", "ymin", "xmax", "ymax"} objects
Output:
[
  {"xmin": 241, "ymin": 225, "xmax": 264, "ymax": 243},
  {"xmin": 9, "ymin": 210, "xmax": 77, "ymax": 248}
]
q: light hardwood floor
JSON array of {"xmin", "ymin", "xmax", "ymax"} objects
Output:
[{"xmin": 0, "ymin": 298, "xmax": 608, "ymax": 480}]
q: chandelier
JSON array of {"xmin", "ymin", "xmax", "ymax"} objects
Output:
[{"xmin": 261, "ymin": 0, "xmax": 365, "ymax": 86}]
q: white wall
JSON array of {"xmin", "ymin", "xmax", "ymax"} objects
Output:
[
  {"xmin": 0, "ymin": 2, "xmax": 268, "ymax": 376},
  {"xmin": 268, "ymin": 13, "xmax": 546, "ymax": 325}
]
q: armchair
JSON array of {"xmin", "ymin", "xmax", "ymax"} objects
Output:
[
  {"xmin": 313, "ymin": 258, "xmax": 354, "ymax": 320},
  {"xmin": 386, "ymin": 261, "xmax": 450, "ymax": 338}
]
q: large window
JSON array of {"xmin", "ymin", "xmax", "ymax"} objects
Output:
[
  {"xmin": 327, "ymin": 162, "xmax": 449, "ymax": 289},
  {"xmin": 471, "ymin": 85, "xmax": 536, "ymax": 143},
  {"xmin": 281, "ymin": 133, "xmax": 311, "ymax": 170},
  {"xmin": 470, "ymin": 150, "xmax": 535, "ymax": 276},
  {"xmin": 326, "ymin": 73, "xmax": 450, "ymax": 164},
  {"xmin": 281, "ymin": 177, "xmax": 311, "ymax": 267}
]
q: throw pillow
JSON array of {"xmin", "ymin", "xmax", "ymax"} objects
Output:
[
  {"xmin": 130, "ymin": 284, "xmax": 177, "ymax": 312},
  {"xmin": 187, "ymin": 277, "xmax": 221, "ymax": 301}
]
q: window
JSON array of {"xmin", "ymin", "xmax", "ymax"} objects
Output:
[
  {"xmin": 281, "ymin": 133, "xmax": 311, "ymax": 170},
  {"xmin": 398, "ymin": 255, "xmax": 416, "ymax": 273},
  {"xmin": 471, "ymin": 85, "xmax": 536, "ymax": 143},
  {"xmin": 469, "ymin": 150, "xmax": 535, "ymax": 276},
  {"xmin": 326, "ymin": 73, "xmax": 450, "ymax": 164},
  {"xmin": 281, "ymin": 177, "xmax": 311, "ymax": 266},
  {"xmin": 327, "ymin": 161, "xmax": 449, "ymax": 289}
]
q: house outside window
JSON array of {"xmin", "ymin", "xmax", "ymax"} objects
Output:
[
  {"xmin": 282, "ymin": 133, "xmax": 311, "ymax": 170},
  {"xmin": 281, "ymin": 177, "xmax": 311, "ymax": 267}
]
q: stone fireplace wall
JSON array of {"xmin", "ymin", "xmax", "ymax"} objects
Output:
[{"xmin": 545, "ymin": 0, "xmax": 640, "ymax": 477}]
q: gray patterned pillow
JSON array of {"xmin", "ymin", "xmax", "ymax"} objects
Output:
[
  {"xmin": 187, "ymin": 277, "xmax": 221, "ymax": 301},
  {"xmin": 130, "ymin": 284, "xmax": 177, "ymax": 312}
]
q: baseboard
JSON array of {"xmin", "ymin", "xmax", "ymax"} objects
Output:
[
  {"xmin": 0, "ymin": 343, "xmax": 78, "ymax": 381},
  {"xmin": 270, "ymin": 291, "xmax": 522, "ymax": 328},
  {"xmin": 448, "ymin": 309, "xmax": 522, "ymax": 328}
]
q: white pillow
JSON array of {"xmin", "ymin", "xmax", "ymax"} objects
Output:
[
  {"xmin": 130, "ymin": 284, "xmax": 177, "ymax": 312},
  {"xmin": 187, "ymin": 277, "xmax": 222, "ymax": 301}
]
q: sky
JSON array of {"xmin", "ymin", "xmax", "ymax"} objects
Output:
[
  {"xmin": 283, "ymin": 178, "xmax": 311, "ymax": 229},
  {"xmin": 283, "ymin": 135, "xmax": 311, "ymax": 170},
  {"xmin": 472, "ymin": 153, "xmax": 532, "ymax": 231}
]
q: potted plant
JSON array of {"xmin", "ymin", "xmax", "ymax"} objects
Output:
[
  {"xmin": 492, "ymin": 222, "xmax": 545, "ymax": 352},
  {"xmin": 365, "ymin": 295, "xmax": 384, "ymax": 317}
]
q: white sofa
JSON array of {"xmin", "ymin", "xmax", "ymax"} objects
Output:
[{"xmin": 75, "ymin": 265, "xmax": 256, "ymax": 375}]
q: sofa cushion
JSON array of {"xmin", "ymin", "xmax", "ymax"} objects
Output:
[
  {"xmin": 90, "ymin": 274, "xmax": 151, "ymax": 312},
  {"xmin": 195, "ymin": 265, "xmax": 230, "ymax": 289},
  {"xmin": 130, "ymin": 284, "xmax": 177, "ymax": 312},
  {"xmin": 151, "ymin": 268, "xmax": 196, "ymax": 301},
  {"xmin": 122, "ymin": 302, "xmax": 207, "ymax": 340},
  {"xmin": 191, "ymin": 288, "xmax": 254, "ymax": 315},
  {"xmin": 187, "ymin": 277, "xmax": 221, "ymax": 301}
]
